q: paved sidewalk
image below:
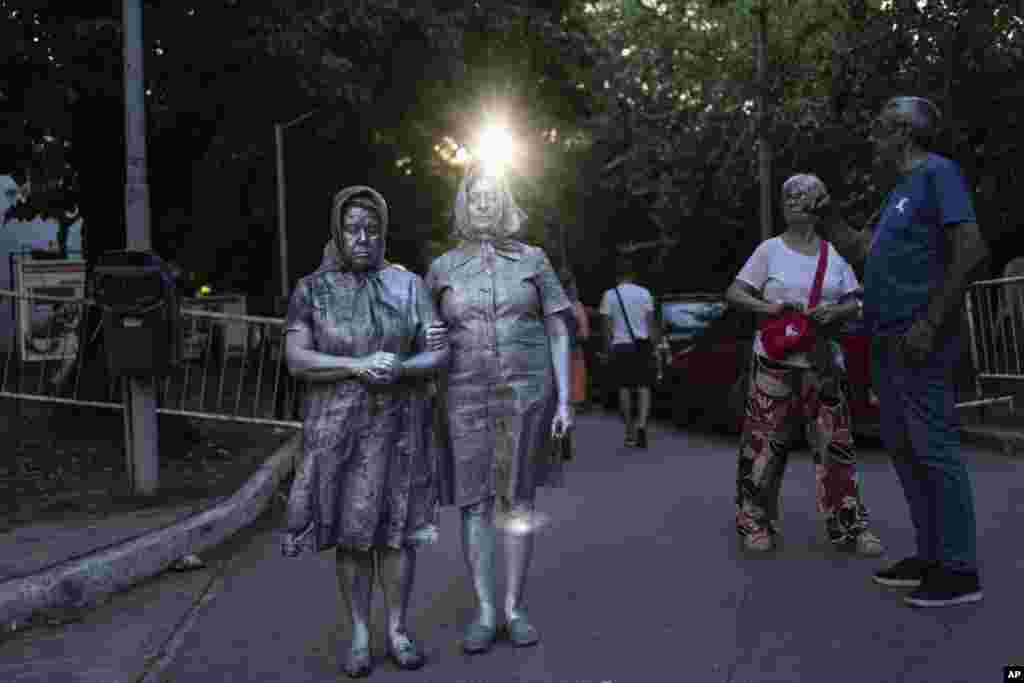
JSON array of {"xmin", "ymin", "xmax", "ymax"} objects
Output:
[{"xmin": 1, "ymin": 412, "xmax": 1020, "ymax": 683}]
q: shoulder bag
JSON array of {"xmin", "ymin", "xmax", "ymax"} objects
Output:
[
  {"xmin": 759, "ymin": 240, "xmax": 828, "ymax": 361},
  {"xmin": 613, "ymin": 286, "xmax": 657, "ymax": 374}
]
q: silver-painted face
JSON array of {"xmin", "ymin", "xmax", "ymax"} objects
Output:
[
  {"xmin": 339, "ymin": 205, "xmax": 383, "ymax": 272},
  {"xmin": 466, "ymin": 175, "xmax": 503, "ymax": 238}
]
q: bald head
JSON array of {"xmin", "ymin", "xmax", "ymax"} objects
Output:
[{"xmin": 881, "ymin": 96, "xmax": 941, "ymax": 150}]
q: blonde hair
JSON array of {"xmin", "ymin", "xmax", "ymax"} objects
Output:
[{"xmin": 451, "ymin": 163, "xmax": 527, "ymax": 241}]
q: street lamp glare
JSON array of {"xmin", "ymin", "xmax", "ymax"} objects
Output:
[{"xmin": 476, "ymin": 125, "xmax": 515, "ymax": 175}]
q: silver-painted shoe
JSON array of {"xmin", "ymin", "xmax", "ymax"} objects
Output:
[
  {"xmin": 462, "ymin": 622, "xmax": 497, "ymax": 654},
  {"xmin": 506, "ymin": 617, "xmax": 539, "ymax": 647},
  {"xmin": 343, "ymin": 647, "xmax": 372, "ymax": 678},
  {"xmin": 388, "ymin": 637, "xmax": 425, "ymax": 670}
]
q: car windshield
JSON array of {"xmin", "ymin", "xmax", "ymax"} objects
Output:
[{"xmin": 661, "ymin": 300, "xmax": 728, "ymax": 342}]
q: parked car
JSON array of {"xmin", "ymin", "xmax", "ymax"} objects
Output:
[{"xmin": 651, "ymin": 292, "xmax": 880, "ymax": 437}]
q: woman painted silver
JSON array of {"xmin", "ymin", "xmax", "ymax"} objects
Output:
[
  {"xmin": 280, "ymin": 186, "xmax": 448, "ymax": 678},
  {"xmin": 426, "ymin": 164, "xmax": 573, "ymax": 653}
]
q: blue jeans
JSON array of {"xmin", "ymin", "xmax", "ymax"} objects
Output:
[{"xmin": 871, "ymin": 334, "xmax": 977, "ymax": 573}]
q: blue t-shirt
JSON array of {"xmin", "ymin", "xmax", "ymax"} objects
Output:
[{"xmin": 862, "ymin": 153, "xmax": 976, "ymax": 336}]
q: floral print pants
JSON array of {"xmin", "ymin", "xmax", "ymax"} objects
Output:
[{"xmin": 736, "ymin": 353, "xmax": 872, "ymax": 546}]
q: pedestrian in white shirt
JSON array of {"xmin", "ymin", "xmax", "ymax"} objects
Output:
[{"xmin": 599, "ymin": 261, "xmax": 659, "ymax": 449}]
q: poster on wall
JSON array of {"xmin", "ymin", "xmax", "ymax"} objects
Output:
[{"xmin": 16, "ymin": 257, "xmax": 87, "ymax": 362}]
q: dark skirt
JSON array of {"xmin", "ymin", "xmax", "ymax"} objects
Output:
[{"xmin": 611, "ymin": 341, "xmax": 656, "ymax": 389}]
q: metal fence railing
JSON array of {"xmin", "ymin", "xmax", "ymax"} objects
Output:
[
  {"xmin": 5, "ymin": 272, "xmax": 1017, "ymax": 430},
  {"xmin": 158, "ymin": 308, "xmax": 303, "ymax": 429},
  {"xmin": 959, "ymin": 274, "xmax": 1024, "ymax": 412},
  {"xmin": 0, "ymin": 289, "xmax": 303, "ymax": 430},
  {"xmin": 0, "ymin": 288, "xmax": 123, "ymax": 411}
]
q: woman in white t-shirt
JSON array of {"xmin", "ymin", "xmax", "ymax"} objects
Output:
[{"xmin": 725, "ymin": 174, "xmax": 883, "ymax": 556}]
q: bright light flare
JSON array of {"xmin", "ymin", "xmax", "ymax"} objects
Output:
[
  {"xmin": 475, "ymin": 124, "xmax": 516, "ymax": 176},
  {"xmin": 495, "ymin": 510, "xmax": 552, "ymax": 535}
]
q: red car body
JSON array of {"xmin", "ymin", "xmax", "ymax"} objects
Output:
[{"xmin": 656, "ymin": 293, "xmax": 880, "ymax": 437}]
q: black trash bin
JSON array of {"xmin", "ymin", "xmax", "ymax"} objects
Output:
[{"xmin": 93, "ymin": 250, "xmax": 182, "ymax": 377}]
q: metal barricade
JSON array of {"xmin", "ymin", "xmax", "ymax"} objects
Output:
[
  {"xmin": 959, "ymin": 274, "xmax": 1024, "ymax": 412},
  {"xmin": 0, "ymin": 288, "xmax": 303, "ymax": 430},
  {"xmin": 160, "ymin": 307, "xmax": 303, "ymax": 429},
  {"xmin": 0, "ymin": 288, "xmax": 122, "ymax": 411}
]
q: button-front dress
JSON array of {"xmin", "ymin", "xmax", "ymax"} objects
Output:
[
  {"xmin": 284, "ymin": 246, "xmax": 441, "ymax": 553},
  {"xmin": 427, "ymin": 241, "xmax": 571, "ymax": 509}
]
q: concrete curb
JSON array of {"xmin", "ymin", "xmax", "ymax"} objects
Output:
[{"xmin": 0, "ymin": 432, "xmax": 302, "ymax": 632}]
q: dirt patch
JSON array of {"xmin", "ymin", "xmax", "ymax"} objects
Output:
[{"xmin": 0, "ymin": 402, "xmax": 296, "ymax": 534}]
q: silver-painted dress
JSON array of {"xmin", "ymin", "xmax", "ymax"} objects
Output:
[
  {"xmin": 284, "ymin": 248, "xmax": 441, "ymax": 553},
  {"xmin": 427, "ymin": 240, "xmax": 571, "ymax": 508}
]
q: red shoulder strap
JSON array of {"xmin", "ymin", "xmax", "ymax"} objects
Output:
[{"xmin": 808, "ymin": 240, "xmax": 829, "ymax": 308}]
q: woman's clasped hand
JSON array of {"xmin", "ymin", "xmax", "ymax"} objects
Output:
[
  {"xmin": 355, "ymin": 321, "xmax": 449, "ymax": 384},
  {"xmin": 355, "ymin": 351, "xmax": 401, "ymax": 384}
]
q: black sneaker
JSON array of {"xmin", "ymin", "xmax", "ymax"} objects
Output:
[
  {"xmin": 872, "ymin": 557, "xmax": 935, "ymax": 588},
  {"xmin": 636, "ymin": 427, "xmax": 648, "ymax": 449},
  {"xmin": 904, "ymin": 567, "xmax": 983, "ymax": 608}
]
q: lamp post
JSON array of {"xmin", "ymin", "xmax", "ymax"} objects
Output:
[
  {"xmin": 122, "ymin": 0, "xmax": 158, "ymax": 496},
  {"xmin": 274, "ymin": 109, "xmax": 317, "ymax": 307}
]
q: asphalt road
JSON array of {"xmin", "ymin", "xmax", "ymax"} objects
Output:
[{"xmin": 2, "ymin": 411, "xmax": 1021, "ymax": 683}]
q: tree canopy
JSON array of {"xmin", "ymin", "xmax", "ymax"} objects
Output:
[
  {"xmin": 575, "ymin": 0, "xmax": 1024, "ymax": 296},
  {"xmin": 3, "ymin": 0, "xmax": 1023, "ymax": 306},
  {"xmin": 1, "ymin": 1, "xmax": 600, "ymax": 303}
]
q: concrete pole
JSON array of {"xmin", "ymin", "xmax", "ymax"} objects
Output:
[
  {"xmin": 123, "ymin": 0, "xmax": 159, "ymax": 496},
  {"xmin": 755, "ymin": 5, "xmax": 773, "ymax": 243},
  {"xmin": 275, "ymin": 124, "xmax": 289, "ymax": 305}
]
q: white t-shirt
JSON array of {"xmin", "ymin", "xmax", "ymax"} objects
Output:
[
  {"xmin": 599, "ymin": 282, "xmax": 655, "ymax": 345},
  {"xmin": 736, "ymin": 237, "xmax": 860, "ymax": 367}
]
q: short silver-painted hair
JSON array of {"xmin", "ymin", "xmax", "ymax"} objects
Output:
[
  {"xmin": 452, "ymin": 164, "xmax": 527, "ymax": 241},
  {"xmin": 882, "ymin": 96, "xmax": 941, "ymax": 149}
]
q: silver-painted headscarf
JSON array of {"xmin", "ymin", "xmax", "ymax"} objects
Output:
[
  {"xmin": 451, "ymin": 164, "xmax": 527, "ymax": 243},
  {"xmin": 320, "ymin": 185, "xmax": 390, "ymax": 273}
]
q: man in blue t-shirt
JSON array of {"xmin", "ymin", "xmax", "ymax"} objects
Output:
[{"xmin": 812, "ymin": 96, "xmax": 990, "ymax": 608}]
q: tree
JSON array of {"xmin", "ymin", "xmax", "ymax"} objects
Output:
[
  {"xmin": 2, "ymin": 1, "xmax": 601, "ymax": 300},
  {"xmin": 576, "ymin": 0, "xmax": 1024, "ymax": 295}
]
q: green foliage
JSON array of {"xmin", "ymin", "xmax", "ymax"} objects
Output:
[
  {"xmin": 1, "ymin": 1, "xmax": 600, "ymax": 283},
  {"xmin": 580, "ymin": 0, "xmax": 1024, "ymax": 292}
]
